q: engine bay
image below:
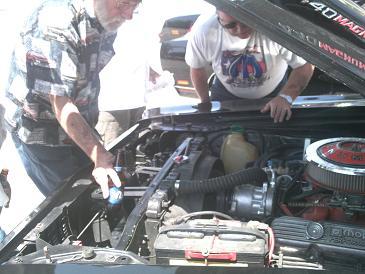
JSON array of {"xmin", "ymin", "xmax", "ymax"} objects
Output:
[{"xmin": 5, "ymin": 123, "xmax": 365, "ymax": 271}]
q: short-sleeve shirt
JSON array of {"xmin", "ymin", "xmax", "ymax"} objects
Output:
[
  {"xmin": 185, "ymin": 14, "xmax": 307, "ymax": 99},
  {"xmin": 4, "ymin": 0, "xmax": 116, "ymax": 146}
]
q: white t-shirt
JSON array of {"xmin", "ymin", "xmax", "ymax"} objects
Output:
[{"xmin": 185, "ymin": 15, "xmax": 307, "ymax": 99}]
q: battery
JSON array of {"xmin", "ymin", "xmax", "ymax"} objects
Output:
[{"xmin": 154, "ymin": 218, "xmax": 267, "ymax": 266}]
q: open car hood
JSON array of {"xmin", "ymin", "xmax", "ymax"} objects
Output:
[{"xmin": 205, "ymin": 0, "xmax": 365, "ymax": 95}]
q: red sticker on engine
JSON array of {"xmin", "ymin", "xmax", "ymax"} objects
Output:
[{"xmin": 319, "ymin": 141, "xmax": 365, "ymax": 166}]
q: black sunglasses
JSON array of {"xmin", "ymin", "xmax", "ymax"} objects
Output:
[{"xmin": 217, "ymin": 16, "xmax": 238, "ymax": 29}]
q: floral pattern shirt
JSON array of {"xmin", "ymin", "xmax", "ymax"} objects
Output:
[{"xmin": 4, "ymin": 0, "xmax": 116, "ymax": 146}]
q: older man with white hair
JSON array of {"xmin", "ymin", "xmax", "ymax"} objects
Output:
[{"xmin": 4, "ymin": 0, "xmax": 141, "ymax": 199}]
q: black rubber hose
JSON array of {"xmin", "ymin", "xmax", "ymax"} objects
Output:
[{"xmin": 176, "ymin": 167, "xmax": 267, "ymax": 195}]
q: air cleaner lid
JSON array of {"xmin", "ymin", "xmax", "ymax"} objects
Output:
[
  {"xmin": 305, "ymin": 138, "xmax": 365, "ymax": 193},
  {"xmin": 318, "ymin": 140, "xmax": 365, "ymax": 168}
]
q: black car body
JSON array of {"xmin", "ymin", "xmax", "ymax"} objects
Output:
[
  {"xmin": 160, "ymin": 14, "xmax": 213, "ymax": 97},
  {"xmin": 159, "ymin": 14, "xmax": 200, "ymax": 43},
  {"xmin": 1, "ymin": 0, "xmax": 365, "ymax": 273}
]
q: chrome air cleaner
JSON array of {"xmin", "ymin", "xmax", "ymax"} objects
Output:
[{"xmin": 305, "ymin": 138, "xmax": 365, "ymax": 193}]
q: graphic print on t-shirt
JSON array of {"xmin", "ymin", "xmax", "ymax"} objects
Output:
[{"xmin": 221, "ymin": 45, "xmax": 267, "ymax": 88}]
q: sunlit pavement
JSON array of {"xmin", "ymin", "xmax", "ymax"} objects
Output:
[{"xmin": 0, "ymin": 136, "xmax": 45, "ymax": 234}]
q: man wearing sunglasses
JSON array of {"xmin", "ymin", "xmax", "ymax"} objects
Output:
[
  {"xmin": 3, "ymin": 0, "xmax": 141, "ymax": 201},
  {"xmin": 185, "ymin": 10, "xmax": 314, "ymax": 123}
]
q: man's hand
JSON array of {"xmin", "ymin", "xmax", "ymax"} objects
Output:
[
  {"xmin": 260, "ymin": 63, "xmax": 314, "ymax": 123},
  {"xmin": 197, "ymin": 101, "xmax": 212, "ymax": 112},
  {"xmin": 190, "ymin": 67, "xmax": 210, "ymax": 103},
  {"xmin": 261, "ymin": 96, "xmax": 292, "ymax": 123},
  {"xmin": 91, "ymin": 151, "xmax": 121, "ymax": 199},
  {"xmin": 49, "ymin": 94, "xmax": 121, "ymax": 199}
]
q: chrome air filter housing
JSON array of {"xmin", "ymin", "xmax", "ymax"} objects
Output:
[{"xmin": 305, "ymin": 138, "xmax": 365, "ymax": 193}]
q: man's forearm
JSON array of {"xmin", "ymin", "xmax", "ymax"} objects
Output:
[
  {"xmin": 281, "ymin": 63, "xmax": 314, "ymax": 100},
  {"xmin": 190, "ymin": 67, "xmax": 210, "ymax": 103},
  {"xmin": 49, "ymin": 95, "xmax": 105, "ymax": 163}
]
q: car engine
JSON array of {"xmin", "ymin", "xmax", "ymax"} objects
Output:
[{"xmin": 4, "ymin": 125, "xmax": 365, "ymax": 271}]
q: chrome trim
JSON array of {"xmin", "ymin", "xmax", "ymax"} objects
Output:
[{"xmin": 293, "ymin": 94, "xmax": 365, "ymax": 108}]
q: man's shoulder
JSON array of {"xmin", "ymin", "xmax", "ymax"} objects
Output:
[
  {"xmin": 189, "ymin": 13, "xmax": 219, "ymax": 44},
  {"xmin": 26, "ymin": 0, "xmax": 101, "ymax": 45},
  {"xmin": 36, "ymin": 0, "xmax": 79, "ymax": 15},
  {"xmin": 34, "ymin": 0, "xmax": 94, "ymax": 28},
  {"xmin": 33, "ymin": 0, "xmax": 79, "ymax": 30},
  {"xmin": 192, "ymin": 13, "xmax": 218, "ymax": 34}
]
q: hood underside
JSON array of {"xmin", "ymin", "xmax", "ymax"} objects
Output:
[{"xmin": 205, "ymin": 0, "xmax": 365, "ymax": 96}]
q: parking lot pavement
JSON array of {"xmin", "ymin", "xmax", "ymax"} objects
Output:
[{"xmin": 0, "ymin": 134, "xmax": 45, "ymax": 234}]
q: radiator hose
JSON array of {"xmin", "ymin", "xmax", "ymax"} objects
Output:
[{"xmin": 175, "ymin": 167, "xmax": 267, "ymax": 195}]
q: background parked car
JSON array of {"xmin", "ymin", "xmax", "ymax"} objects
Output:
[{"xmin": 160, "ymin": 14, "xmax": 212, "ymax": 98}]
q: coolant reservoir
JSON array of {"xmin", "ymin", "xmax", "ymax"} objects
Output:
[{"xmin": 220, "ymin": 126, "xmax": 258, "ymax": 174}]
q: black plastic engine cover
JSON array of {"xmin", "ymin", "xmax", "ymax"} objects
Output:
[{"xmin": 272, "ymin": 216, "xmax": 365, "ymax": 262}]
